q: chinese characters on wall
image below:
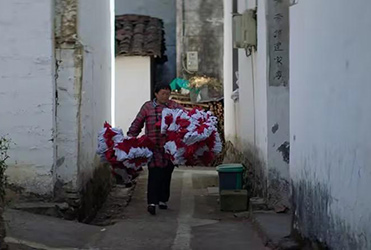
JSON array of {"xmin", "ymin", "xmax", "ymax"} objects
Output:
[{"xmin": 269, "ymin": 0, "xmax": 289, "ymax": 87}]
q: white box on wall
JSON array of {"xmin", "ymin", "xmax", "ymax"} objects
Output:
[{"xmin": 233, "ymin": 9, "xmax": 256, "ymax": 49}]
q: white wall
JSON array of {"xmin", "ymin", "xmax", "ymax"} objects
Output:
[
  {"xmin": 265, "ymin": 0, "xmax": 290, "ymax": 206},
  {"xmin": 115, "ymin": 56, "xmax": 151, "ymax": 133},
  {"xmin": 252, "ymin": 0, "xmax": 268, "ymax": 164},
  {"xmin": 54, "ymin": 0, "xmax": 113, "ymax": 193},
  {"xmin": 235, "ymin": 0, "xmax": 261, "ymax": 151},
  {"xmin": 77, "ymin": 0, "xmax": 113, "ymax": 188},
  {"xmin": 233, "ymin": 0, "xmax": 268, "ymax": 164},
  {"xmin": 290, "ymin": 1, "xmax": 371, "ymax": 248},
  {"xmin": 0, "ymin": 0, "xmax": 113, "ymax": 196},
  {"xmin": 223, "ymin": 0, "xmax": 236, "ymax": 143},
  {"xmin": 237, "ymin": 41, "xmax": 255, "ymax": 147},
  {"xmin": 0, "ymin": 0, "xmax": 54, "ymax": 195},
  {"xmin": 232, "ymin": 0, "xmax": 290, "ymax": 206}
]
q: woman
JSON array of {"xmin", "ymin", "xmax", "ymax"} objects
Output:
[{"xmin": 128, "ymin": 83, "xmax": 183, "ymax": 215}]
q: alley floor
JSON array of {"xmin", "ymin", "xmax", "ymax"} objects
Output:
[{"xmin": 5, "ymin": 168, "xmax": 268, "ymax": 250}]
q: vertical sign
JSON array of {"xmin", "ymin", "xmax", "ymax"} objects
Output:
[{"xmin": 268, "ymin": 0, "xmax": 289, "ymax": 87}]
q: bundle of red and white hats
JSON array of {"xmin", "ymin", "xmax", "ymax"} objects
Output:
[
  {"xmin": 96, "ymin": 122, "xmax": 154, "ymax": 171},
  {"xmin": 161, "ymin": 108, "xmax": 223, "ymax": 166},
  {"xmin": 97, "ymin": 108, "xmax": 222, "ymax": 170}
]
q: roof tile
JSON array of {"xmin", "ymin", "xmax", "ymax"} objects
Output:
[{"xmin": 115, "ymin": 14, "xmax": 165, "ymax": 57}]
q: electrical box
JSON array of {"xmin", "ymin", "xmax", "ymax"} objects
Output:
[
  {"xmin": 186, "ymin": 51, "xmax": 198, "ymax": 72},
  {"xmin": 233, "ymin": 9, "xmax": 256, "ymax": 49}
]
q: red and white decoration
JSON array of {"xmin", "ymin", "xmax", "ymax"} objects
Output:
[
  {"xmin": 161, "ymin": 108, "xmax": 223, "ymax": 166},
  {"xmin": 97, "ymin": 108, "xmax": 223, "ymax": 171},
  {"xmin": 97, "ymin": 122, "xmax": 154, "ymax": 171}
]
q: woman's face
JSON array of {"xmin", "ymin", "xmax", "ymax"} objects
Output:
[{"xmin": 155, "ymin": 89, "xmax": 171, "ymax": 104}]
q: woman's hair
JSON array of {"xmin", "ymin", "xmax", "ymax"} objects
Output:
[{"xmin": 154, "ymin": 82, "xmax": 171, "ymax": 93}]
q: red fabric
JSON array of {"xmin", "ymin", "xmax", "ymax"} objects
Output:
[
  {"xmin": 164, "ymin": 115, "xmax": 173, "ymax": 126},
  {"xmin": 184, "ymin": 144, "xmax": 198, "ymax": 160},
  {"xmin": 115, "ymin": 135, "xmax": 154, "ymax": 154},
  {"xmin": 205, "ymin": 131, "xmax": 216, "ymax": 150},
  {"xmin": 155, "ymin": 120, "xmax": 162, "ymax": 128},
  {"xmin": 176, "ymin": 117, "xmax": 191, "ymax": 128},
  {"xmin": 188, "ymin": 107, "xmax": 202, "ymax": 116},
  {"xmin": 127, "ymin": 157, "xmax": 148, "ymax": 167},
  {"xmin": 128, "ymin": 100, "xmax": 183, "ymax": 168},
  {"xmin": 137, "ymin": 136, "xmax": 155, "ymax": 150},
  {"xmin": 105, "ymin": 148, "xmax": 118, "ymax": 163},
  {"xmin": 103, "ymin": 127, "xmax": 117, "ymax": 140},
  {"xmin": 116, "ymin": 139, "xmax": 133, "ymax": 153},
  {"xmin": 196, "ymin": 123, "xmax": 209, "ymax": 134}
]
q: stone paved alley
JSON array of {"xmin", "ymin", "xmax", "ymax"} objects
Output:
[{"xmin": 5, "ymin": 168, "xmax": 267, "ymax": 250}]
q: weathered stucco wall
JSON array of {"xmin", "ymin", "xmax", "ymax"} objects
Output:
[
  {"xmin": 266, "ymin": 0, "xmax": 290, "ymax": 209},
  {"xmin": 229, "ymin": 0, "xmax": 269, "ymax": 197},
  {"xmin": 115, "ymin": 56, "xmax": 152, "ymax": 133},
  {"xmin": 290, "ymin": 0, "xmax": 371, "ymax": 248},
  {"xmin": 54, "ymin": 0, "xmax": 80, "ymax": 196},
  {"xmin": 54, "ymin": 0, "xmax": 113, "ymax": 207},
  {"xmin": 0, "ymin": 0, "xmax": 54, "ymax": 195},
  {"xmin": 115, "ymin": 0, "xmax": 176, "ymax": 84},
  {"xmin": 177, "ymin": 0, "xmax": 224, "ymax": 80},
  {"xmin": 0, "ymin": 0, "xmax": 113, "ymax": 206},
  {"xmin": 225, "ymin": 0, "xmax": 269, "ymax": 197},
  {"xmin": 227, "ymin": 0, "xmax": 290, "ymax": 207}
]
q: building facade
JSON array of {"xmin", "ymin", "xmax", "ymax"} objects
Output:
[{"xmin": 0, "ymin": 0, "xmax": 114, "ymax": 219}]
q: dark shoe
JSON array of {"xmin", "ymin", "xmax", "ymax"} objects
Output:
[
  {"xmin": 159, "ymin": 202, "xmax": 168, "ymax": 210},
  {"xmin": 147, "ymin": 204, "xmax": 156, "ymax": 215}
]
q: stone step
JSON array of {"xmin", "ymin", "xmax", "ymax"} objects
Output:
[
  {"xmin": 249, "ymin": 197, "xmax": 269, "ymax": 214},
  {"xmin": 9, "ymin": 202, "xmax": 69, "ymax": 218},
  {"xmin": 220, "ymin": 189, "xmax": 248, "ymax": 212}
]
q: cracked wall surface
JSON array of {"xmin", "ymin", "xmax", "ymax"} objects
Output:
[{"xmin": 53, "ymin": 0, "xmax": 113, "ymax": 221}]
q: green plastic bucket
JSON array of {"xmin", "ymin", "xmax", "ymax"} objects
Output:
[{"xmin": 216, "ymin": 164, "xmax": 244, "ymax": 192}]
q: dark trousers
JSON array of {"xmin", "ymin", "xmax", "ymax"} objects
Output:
[{"xmin": 147, "ymin": 165, "xmax": 175, "ymax": 205}]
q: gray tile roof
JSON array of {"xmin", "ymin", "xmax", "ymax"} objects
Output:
[{"xmin": 115, "ymin": 14, "xmax": 165, "ymax": 57}]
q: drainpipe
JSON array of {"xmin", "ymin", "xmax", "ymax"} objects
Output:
[{"xmin": 223, "ymin": 0, "xmax": 237, "ymax": 144}]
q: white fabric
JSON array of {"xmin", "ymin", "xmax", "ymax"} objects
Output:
[
  {"xmin": 164, "ymin": 141, "xmax": 186, "ymax": 165},
  {"xmin": 183, "ymin": 126, "xmax": 215, "ymax": 145},
  {"xmin": 114, "ymin": 145, "xmax": 153, "ymax": 162}
]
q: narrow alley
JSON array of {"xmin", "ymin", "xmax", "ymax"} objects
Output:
[
  {"xmin": 5, "ymin": 168, "xmax": 267, "ymax": 250},
  {"xmin": 1, "ymin": 0, "xmax": 371, "ymax": 249}
]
